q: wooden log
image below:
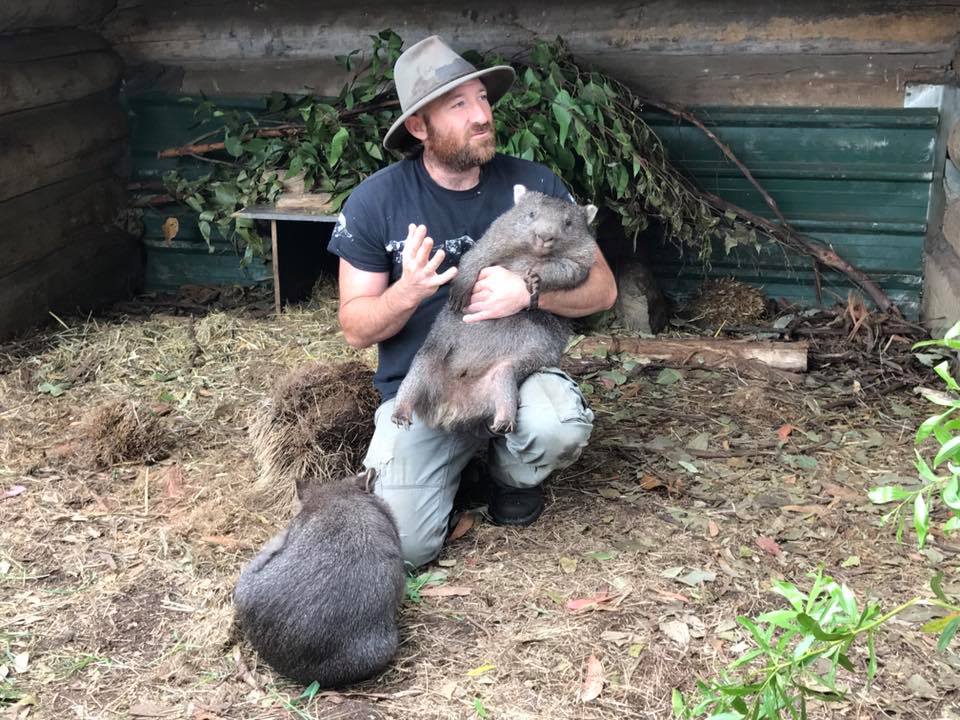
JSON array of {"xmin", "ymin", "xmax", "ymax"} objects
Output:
[
  {"xmin": 943, "ymin": 198, "xmax": 960, "ymax": 256},
  {"xmin": 0, "ymin": 0, "xmax": 114, "ymax": 32},
  {"xmin": 0, "ymin": 30, "xmax": 108, "ymax": 63},
  {"xmin": 0, "ymin": 92, "xmax": 126, "ymax": 203},
  {"xmin": 0, "ymin": 171, "xmax": 123, "ymax": 276},
  {"xmin": 574, "ymin": 336, "xmax": 809, "ymax": 373},
  {"xmin": 1, "ymin": 45, "xmax": 123, "ymax": 115},
  {"xmin": 0, "ymin": 228, "xmax": 142, "ymax": 340}
]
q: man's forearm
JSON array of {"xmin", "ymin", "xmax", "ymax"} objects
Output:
[
  {"xmin": 339, "ymin": 281, "xmax": 422, "ymax": 348},
  {"xmin": 538, "ymin": 249, "xmax": 617, "ymax": 318}
]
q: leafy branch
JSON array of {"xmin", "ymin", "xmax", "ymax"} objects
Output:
[
  {"xmin": 869, "ymin": 320, "xmax": 960, "ymax": 547},
  {"xmin": 673, "ymin": 569, "xmax": 960, "ymax": 719}
]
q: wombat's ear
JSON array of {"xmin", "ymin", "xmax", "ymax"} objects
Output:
[
  {"xmin": 513, "ymin": 184, "xmax": 528, "ymax": 205},
  {"xmin": 356, "ymin": 467, "xmax": 378, "ymax": 493},
  {"xmin": 584, "ymin": 204, "xmax": 598, "ymax": 225}
]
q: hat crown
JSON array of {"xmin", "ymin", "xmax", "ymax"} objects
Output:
[{"xmin": 394, "ymin": 35, "xmax": 478, "ymax": 113}]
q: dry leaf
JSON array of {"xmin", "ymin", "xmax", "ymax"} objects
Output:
[
  {"xmin": 12, "ymin": 653, "xmax": 28, "ymax": 674},
  {"xmin": 777, "ymin": 424, "xmax": 794, "ymax": 441},
  {"xmin": 782, "ymin": 504, "xmax": 826, "ymax": 516},
  {"xmin": 638, "ymin": 474, "xmax": 665, "ymax": 491},
  {"xmin": 3, "ymin": 485, "xmax": 26, "ymax": 500},
  {"xmin": 652, "ymin": 589, "xmax": 690, "ymax": 604},
  {"xmin": 466, "ymin": 663, "xmax": 496, "ymax": 677},
  {"xmin": 823, "ymin": 483, "xmax": 861, "ymax": 502},
  {"xmin": 559, "ymin": 556, "xmax": 578, "ymax": 574},
  {"xmin": 566, "ymin": 593, "xmax": 613, "ymax": 612},
  {"xmin": 447, "ymin": 512, "xmax": 475, "ymax": 542},
  {"xmin": 660, "ymin": 620, "xmax": 691, "ymax": 648},
  {"xmin": 162, "ymin": 217, "xmax": 179, "ymax": 244},
  {"xmin": 756, "ymin": 536, "xmax": 782, "ymax": 556},
  {"xmin": 707, "ymin": 520, "xmax": 720, "ymax": 538},
  {"xmin": 580, "ymin": 654, "xmax": 604, "ymax": 702},
  {"xmin": 129, "ymin": 702, "xmax": 177, "ymax": 718},
  {"xmin": 419, "ymin": 585, "xmax": 472, "ymax": 598},
  {"xmin": 161, "ymin": 464, "xmax": 185, "ymax": 499}
]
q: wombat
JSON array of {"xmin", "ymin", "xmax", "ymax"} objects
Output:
[
  {"xmin": 392, "ymin": 185, "xmax": 598, "ymax": 434},
  {"xmin": 233, "ymin": 468, "xmax": 405, "ymax": 686}
]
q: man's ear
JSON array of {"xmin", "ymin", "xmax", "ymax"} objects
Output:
[
  {"xmin": 404, "ymin": 113, "xmax": 428, "ymax": 143},
  {"xmin": 513, "ymin": 184, "xmax": 528, "ymax": 205}
]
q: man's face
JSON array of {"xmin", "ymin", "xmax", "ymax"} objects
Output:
[{"xmin": 420, "ymin": 78, "xmax": 496, "ymax": 172}]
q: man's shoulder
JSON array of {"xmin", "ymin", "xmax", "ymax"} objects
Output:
[
  {"xmin": 488, "ymin": 154, "xmax": 569, "ymax": 198},
  {"xmin": 347, "ymin": 156, "xmax": 418, "ymax": 204}
]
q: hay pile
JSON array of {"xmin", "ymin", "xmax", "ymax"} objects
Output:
[
  {"xmin": 73, "ymin": 400, "xmax": 173, "ymax": 469},
  {"xmin": 248, "ymin": 360, "xmax": 379, "ymax": 511},
  {"xmin": 685, "ymin": 277, "xmax": 768, "ymax": 327}
]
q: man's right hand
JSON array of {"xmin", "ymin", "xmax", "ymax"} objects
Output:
[{"xmin": 395, "ymin": 224, "xmax": 458, "ymax": 303}]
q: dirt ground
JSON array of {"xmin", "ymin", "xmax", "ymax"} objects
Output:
[{"xmin": 1, "ymin": 283, "xmax": 959, "ymax": 720}]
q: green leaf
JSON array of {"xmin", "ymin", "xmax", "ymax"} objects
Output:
[
  {"xmin": 327, "ymin": 127, "xmax": 350, "ymax": 166},
  {"xmin": 199, "ymin": 220, "xmax": 212, "ymax": 243},
  {"xmin": 796, "ymin": 613, "xmax": 847, "ymax": 641},
  {"xmin": 868, "ymin": 485, "xmax": 912, "ymax": 504},
  {"xmin": 552, "ymin": 103, "xmax": 572, "ymax": 147},
  {"xmin": 945, "ymin": 514, "xmax": 960, "ymax": 534},
  {"xmin": 920, "ymin": 613, "xmax": 960, "ymax": 634},
  {"xmin": 934, "ymin": 435, "xmax": 960, "ymax": 467},
  {"xmin": 37, "ymin": 382, "xmax": 67, "ymax": 397},
  {"xmin": 937, "ymin": 616, "xmax": 960, "ymax": 652},
  {"xmin": 224, "ymin": 133, "xmax": 244, "ymax": 157},
  {"xmin": 671, "ymin": 688, "xmax": 685, "ymax": 717},
  {"xmin": 771, "ymin": 581, "xmax": 807, "ymax": 611},
  {"xmin": 934, "ymin": 361, "xmax": 960, "ymax": 392},
  {"xmin": 914, "ymin": 492, "xmax": 930, "ymax": 548}
]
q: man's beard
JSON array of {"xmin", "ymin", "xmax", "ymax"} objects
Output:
[{"xmin": 423, "ymin": 119, "xmax": 496, "ymax": 173}]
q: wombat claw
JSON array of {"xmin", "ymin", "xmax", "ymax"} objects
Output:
[{"xmin": 391, "ymin": 410, "xmax": 412, "ymax": 429}]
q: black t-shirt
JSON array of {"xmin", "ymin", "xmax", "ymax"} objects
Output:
[{"xmin": 327, "ymin": 151, "xmax": 573, "ymax": 400}]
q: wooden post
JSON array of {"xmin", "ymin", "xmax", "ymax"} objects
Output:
[{"xmin": 271, "ymin": 219, "xmax": 281, "ymax": 316}]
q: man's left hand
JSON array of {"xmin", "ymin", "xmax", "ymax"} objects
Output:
[{"xmin": 462, "ymin": 265, "xmax": 530, "ymax": 323}]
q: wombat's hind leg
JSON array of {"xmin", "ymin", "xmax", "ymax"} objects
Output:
[
  {"xmin": 392, "ymin": 353, "xmax": 437, "ymax": 428},
  {"xmin": 487, "ymin": 365, "xmax": 519, "ymax": 435}
]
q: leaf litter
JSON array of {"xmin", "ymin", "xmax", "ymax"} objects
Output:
[{"xmin": 0, "ymin": 288, "xmax": 956, "ymax": 718}]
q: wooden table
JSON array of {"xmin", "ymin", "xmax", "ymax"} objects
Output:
[{"xmin": 233, "ymin": 204, "xmax": 339, "ymax": 315}]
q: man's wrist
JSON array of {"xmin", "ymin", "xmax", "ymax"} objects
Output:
[{"xmin": 390, "ymin": 276, "xmax": 426, "ymax": 310}]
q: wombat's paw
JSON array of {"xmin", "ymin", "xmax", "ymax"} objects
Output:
[
  {"xmin": 489, "ymin": 417, "xmax": 515, "ymax": 435},
  {"xmin": 391, "ymin": 407, "xmax": 413, "ymax": 429}
]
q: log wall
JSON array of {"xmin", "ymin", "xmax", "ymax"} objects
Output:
[
  {"xmin": 102, "ymin": 0, "xmax": 960, "ymax": 107},
  {"xmin": 0, "ymin": 9, "xmax": 142, "ymax": 339}
]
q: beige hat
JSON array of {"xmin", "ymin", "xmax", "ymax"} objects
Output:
[{"xmin": 383, "ymin": 35, "xmax": 515, "ymax": 151}]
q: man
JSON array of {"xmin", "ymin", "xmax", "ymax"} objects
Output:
[{"xmin": 327, "ymin": 35, "xmax": 617, "ymax": 568}]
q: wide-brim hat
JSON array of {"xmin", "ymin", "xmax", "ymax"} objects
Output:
[{"xmin": 383, "ymin": 35, "xmax": 515, "ymax": 151}]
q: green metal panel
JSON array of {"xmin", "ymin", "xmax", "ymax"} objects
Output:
[
  {"xmin": 126, "ymin": 95, "xmax": 938, "ymax": 316},
  {"xmin": 125, "ymin": 93, "xmax": 274, "ymax": 292},
  {"xmin": 641, "ymin": 107, "xmax": 939, "ymax": 318}
]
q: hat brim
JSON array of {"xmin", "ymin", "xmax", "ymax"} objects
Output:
[{"xmin": 382, "ymin": 65, "xmax": 516, "ymax": 151}]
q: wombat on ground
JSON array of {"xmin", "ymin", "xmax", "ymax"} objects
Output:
[
  {"xmin": 233, "ymin": 468, "xmax": 405, "ymax": 686},
  {"xmin": 392, "ymin": 185, "xmax": 598, "ymax": 435}
]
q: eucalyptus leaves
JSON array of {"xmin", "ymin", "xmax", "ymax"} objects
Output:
[{"xmin": 163, "ymin": 30, "xmax": 734, "ymax": 261}]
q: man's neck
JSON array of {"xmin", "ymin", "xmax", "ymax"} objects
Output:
[{"xmin": 421, "ymin": 150, "xmax": 482, "ymax": 191}]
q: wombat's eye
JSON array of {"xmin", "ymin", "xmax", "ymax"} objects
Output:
[
  {"xmin": 529, "ymin": 211, "xmax": 535, "ymax": 219},
  {"xmin": 564, "ymin": 219, "xmax": 572, "ymax": 227}
]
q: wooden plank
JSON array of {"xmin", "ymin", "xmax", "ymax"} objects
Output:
[
  {"xmin": 0, "ymin": 171, "xmax": 123, "ymax": 276},
  {"xmin": 0, "ymin": 0, "xmax": 114, "ymax": 32},
  {"xmin": 234, "ymin": 205, "xmax": 338, "ymax": 222},
  {"xmin": 0, "ymin": 48, "xmax": 123, "ymax": 115},
  {"xmin": 0, "ymin": 92, "xmax": 126, "ymax": 203},
  {"xmin": 0, "ymin": 229, "xmax": 142, "ymax": 340}
]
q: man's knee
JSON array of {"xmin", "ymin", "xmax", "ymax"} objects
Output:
[{"xmin": 524, "ymin": 411, "xmax": 594, "ymax": 467}]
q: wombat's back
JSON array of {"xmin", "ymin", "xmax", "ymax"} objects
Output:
[{"xmin": 233, "ymin": 478, "xmax": 405, "ymax": 686}]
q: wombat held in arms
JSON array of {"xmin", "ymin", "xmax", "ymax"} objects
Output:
[
  {"xmin": 392, "ymin": 185, "xmax": 598, "ymax": 435},
  {"xmin": 233, "ymin": 468, "xmax": 405, "ymax": 686}
]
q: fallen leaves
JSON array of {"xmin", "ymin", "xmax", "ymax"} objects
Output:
[
  {"xmin": 447, "ymin": 512, "xmax": 475, "ymax": 542},
  {"xmin": 2, "ymin": 485, "xmax": 25, "ymax": 500},
  {"xmin": 419, "ymin": 585, "xmax": 472, "ymax": 598},
  {"xmin": 580, "ymin": 654, "xmax": 604, "ymax": 702},
  {"xmin": 566, "ymin": 590, "xmax": 629, "ymax": 613},
  {"xmin": 755, "ymin": 536, "xmax": 782, "ymax": 556}
]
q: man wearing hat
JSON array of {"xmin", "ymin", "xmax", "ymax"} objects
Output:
[{"xmin": 328, "ymin": 36, "xmax": 617, "ymax": 568}]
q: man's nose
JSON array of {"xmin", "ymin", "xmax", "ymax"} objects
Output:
[{"xmin": 469, "ymin": 99, "xmax": 491, "ymax": 125}]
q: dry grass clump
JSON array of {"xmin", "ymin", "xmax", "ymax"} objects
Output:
[
  {"xmin": 248, "ymin": 360, "xmax": 379, "ymax": 511},
  {"xmin": 685, "ymin": 277, "xmax": 768, "ymax": 327},
  {"xmin": 74, "ymin": 399, "xmax": 174, "ymax": 469}
]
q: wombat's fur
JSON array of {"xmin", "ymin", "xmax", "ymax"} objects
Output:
[
  {"xmin": 233, "ymin": 469, "xmax": 405, "ymax": 686},
  {"xmin": 392, "ymin": 185, "xmax": 598, "ymax": 434}
]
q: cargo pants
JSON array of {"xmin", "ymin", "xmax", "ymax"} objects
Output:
[{"xmin": 363, "ymin": 368, "xmax": 594, "ymax": 568}]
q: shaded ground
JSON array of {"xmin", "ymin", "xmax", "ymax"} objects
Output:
[{"xmin": 1, "ymin": 283, "xmax": 958, "ymax": 719}]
